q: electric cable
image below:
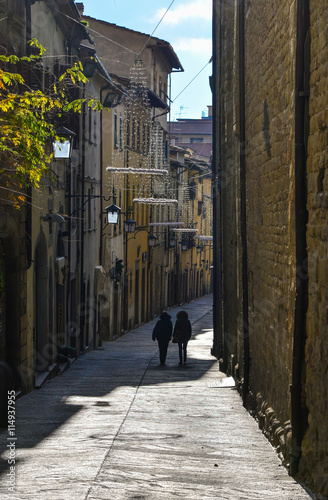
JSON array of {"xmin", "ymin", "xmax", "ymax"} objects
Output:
[
  {"xmin": 137, "ymin": 0, "xmax": 176, "ymax": 56},
  {"xmin": 172, "ymin": 58, "xmax": 212, "ymax": 103}
]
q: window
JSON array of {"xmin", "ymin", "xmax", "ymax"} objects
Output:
[
  {"xmin": 142, "ymin": 120, "xmax": 146, "ymax": 155},
  {"xmin": 89, "ymin": 106, "xmax": 92, "ymax": 142},
  {"xmin": 159, "ymin": 76, "xmax": 162, "ymax": 98},
  {"xmin": 137, "ymin": 118, "xmax": 140, "ymax": 151},
  {"xmin": 132, "ymin": 113, "xmax": 136, "ymax": 150},
  {"xmin": 114, "ymin": 113, "xmax": 118, "ymax": 148},
  {"xmin": 119, "ymin": 116, "xmax": 123, "ymax": 150}
]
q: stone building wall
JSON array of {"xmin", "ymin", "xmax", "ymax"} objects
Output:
[
  {"xmin": 299, "ymin": 1, "xmax": 328, "ymax": 494},
  {"xmin": 219, "ymin": 0, "xmax": 243, "ymax": 378},
  {"xmin": 245, "ymin": 1, "xmax": 297, "ymax": 427},
  {"xmin": 214, "ymin": 0, "xmax": 328, "ymax": 495}
]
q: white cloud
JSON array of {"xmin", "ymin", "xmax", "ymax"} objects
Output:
[
  {"xmin": 155, "ymin": 0, "xmax": 212, "ymax": 25},
  {"xmin": 173, "ymin": 37, "xmax": 212, "ymax": 54}
]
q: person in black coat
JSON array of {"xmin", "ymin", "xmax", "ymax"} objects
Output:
[
  {"xmin": 152, "ymin": 312, "xmax": 173, "ymax": 366},
  {"xmin": 172, "ymin": 310, "xmax": 192, "ymax": 364}
]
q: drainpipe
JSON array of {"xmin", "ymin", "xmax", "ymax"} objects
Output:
[
  {"xmin": 239, "ymin": 0, "xmax": 250, "ymax": 403},
  {"xmin": 290, "ymin": 0, "xmax": 309, "ymax": 475},
  {"xmin": 211, "ymin": 0, "xmax": 223, "ymax": 361}
]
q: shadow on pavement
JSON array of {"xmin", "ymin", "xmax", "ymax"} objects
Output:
[{"xmin": 0, "ymin": 301, "xmax": 217, "ymax": 482}]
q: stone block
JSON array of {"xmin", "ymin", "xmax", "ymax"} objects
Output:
[{"xmin": 317, "ymin": 258, "xmax": 328, "ymax": 284}]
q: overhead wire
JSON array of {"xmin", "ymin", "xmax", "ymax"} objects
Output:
[
  {"xmin": 137, "ymin": 0, "xmax": 176, "ymax": 56},
  {"xmin": 172, "ymin": 58, "xmax": 212, "ymax": 103}
]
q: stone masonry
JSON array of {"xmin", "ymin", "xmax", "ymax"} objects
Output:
[{"xmin": 213, "ymin": 0, "xmax": 328, "ymax": 496}]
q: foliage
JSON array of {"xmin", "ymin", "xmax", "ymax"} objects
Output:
[{"xmin": 0, "ymin": 39, "xmax": 102, "ymax": 208}]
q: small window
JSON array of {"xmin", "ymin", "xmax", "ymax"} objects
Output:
[
  {"xmin": 142, "ymin": 120, "xmax": 146, "ymax": 155},
  {"xmin": 114, "ymin": 113, "xmax": 118, "ymax": 148},
  {"xmin": 119, "ymin": 116, "xmax": 123, "ymax": 150},
  {"xmin": 159, "ymin": 76, "xmax": 162, "ymax": 98},
  {"xmin": 132, "ymin": 113, "xmax": 136, "ymax": 150},
  {"xmin": 137, "ymin": 118, "xmax": 140, "ymax": 151}
]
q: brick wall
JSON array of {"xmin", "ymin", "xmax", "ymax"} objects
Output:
[
  {"xmin": 299, "ymin": 1, "xmax": 328, "ymax": 494},
  {"xmin": 215, "ymin": 0, "xmax": 328, "ymax": 495},
  {"xmin": 245, "ymin": 1, "xmax": 297, "ymax": 427},
  {"xmin": 219, "ymin": 0, "xmax": 244, "ymax": 379}
]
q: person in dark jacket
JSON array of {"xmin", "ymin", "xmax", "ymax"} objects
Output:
[
  {"xmin": 152, "ymin": 312, "xmax": 173, "ymax": 366},
  {"xmin": 173, "ymin": 310, "xmax": 192, "ymax": 364}
]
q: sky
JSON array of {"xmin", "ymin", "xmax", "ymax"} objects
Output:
[{"xmin": 80, "ymin": 0, "xmax": 213, "ymax": 121}]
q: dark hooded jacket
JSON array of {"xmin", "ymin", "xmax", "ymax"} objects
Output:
[
  {"xmin": 173, "ymin": 310, "xmax": 192, "ymax": 343},
  {"xmin": 152, "ymin": 312, "xmax": 173, "ymax": 342}
]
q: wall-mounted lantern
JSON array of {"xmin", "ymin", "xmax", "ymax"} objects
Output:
[
  {"xmin": 105, "ymin": 204, "xmax": 121, "ymax": 224},
  {"xmin": 123, "ymin": 219, "xmax": 137, "ymax": 233},
  {"xmin": 53, "ymin": 127, "xmax": 75, "ymax": 159},
  {"xmin": 196, "ymin": 245, "xmax": 203, "ymax": 254},
  {"xmin": 103, "ymin": 90, "xmax": 122, "ymax": 108},
  {"xmin": 148, "ymin": 234, "xmax": 158, "ymax": 247},
  {"xmin": 83, "ymin": 61, "xmax": 97, "ymax": 78},
  {"xmin": 169, "ymin": 236, "xmax": 176, "ymax": 248},
  {"xmin": 181, "ymin": 241, "xmax": 188, "ymax": 252}
]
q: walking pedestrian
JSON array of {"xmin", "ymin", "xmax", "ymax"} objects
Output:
[
  {"xmin": 172, "ymin": 310, "xmax": 192, "ymax": 365},
  {"xmin": 152, "ymin": 312, "xmax": 173, "ymax": 366}
]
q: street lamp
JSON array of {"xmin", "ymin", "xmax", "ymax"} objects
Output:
[
  {"xmin": 53, "ymin": 127, "xmax": 75, "ymax": 159},
  {"xmin": 83, "ymin": 61, "xmax": 97, "ymax": 78},
  {"xmin": 103, "ymin": 90, "xmax": 123, "ymax": 108},
  {"xmin": 105, "ymin": 204, "xmax": 121, "ymax": 224},
  {"xmin": 169, "ymin": 235, "xmax": 176, "ymax": 248},
  {"xmin": 123, "ymin": 219, "xmax": 137, "ymax": 233},
  {"xmin": 148, "ymin": 234, "xmax": 158, "ymax": 247}
]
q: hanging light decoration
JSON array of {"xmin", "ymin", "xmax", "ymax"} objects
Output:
[
  {"xmin": 197, "ymin": 236, "xmax": 213, "ymax": 241},
  {"xmin": 173, "ymin": 228, "xmax": 199, "ymax": 233},
  {"xmin": 133, "ymin": 198, "xmax": 178, "ymax": 205},
  {"xmin": 149, "ymin": 222, "xmax": 184, "ymax": 227},
  {"xmin": 107, "ymin": 166, "xmax": 168, "ymax": 175}
]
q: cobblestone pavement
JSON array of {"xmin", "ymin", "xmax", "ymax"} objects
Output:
[{"xmin": 0, "ymin": 295, "xmax": 315, "ymax": 499}]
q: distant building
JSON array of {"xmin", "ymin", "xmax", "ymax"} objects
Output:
[{"xmin": 169, "ymin": 107, "xmax": 212, "ymax": 165}]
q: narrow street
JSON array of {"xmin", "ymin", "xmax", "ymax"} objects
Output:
[{"xmin": 0, "ymin": 295, "xmax": 313, "ymax": 499}]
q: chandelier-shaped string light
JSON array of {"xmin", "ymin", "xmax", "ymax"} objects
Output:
[
  {"xmin": 107, "ymin": 166, "xmax": 168, "ymax": 175},
  {"xmin": 133, "ymin": 198, "xmax": 178, "ymax": 205},
  {"xmin": 197, "ymin": 235, "xmax": 213, "ymax": 240},
  {"xmin": 149, "ymin": 222, "xmax": 184, "ymax": 226}
]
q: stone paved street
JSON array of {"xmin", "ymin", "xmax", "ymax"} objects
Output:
[{"xmin": 0, "ymin": 295, "xmax": 314, "ymax": 499}]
